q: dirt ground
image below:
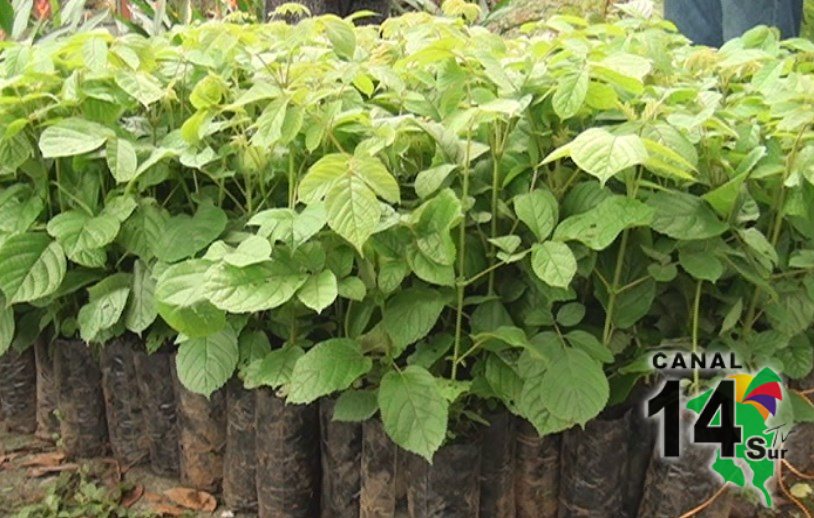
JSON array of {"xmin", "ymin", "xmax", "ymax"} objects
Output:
[{"xmin": 0, "ymin": 428, "xmax": 254, "ymax": 518}]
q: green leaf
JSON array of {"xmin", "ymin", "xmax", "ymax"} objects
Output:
[
  {"xmin": 39, "ymin": 118, "xmax": 111, "ymax": 158},
  {"xmin": 222, "ymin": 236, "xmax": 272, "ymax": 267},
  {"xmin": 119, "ymin": 201, "xmax": 167, "ymax": 261},
  {"xmin": 648, "ymin": 191, "xmax": 727, "ymax": 240},
  {"xmin": 326, "ymin": 174, "xmax": 380, "ymax": 254},
  {"xmin": 322, "ymin": 16, "xmax": 356, "ymax": 60},
  {"xmin": 106, "ymin": 138, "xmax": 138, "ymax": 183},
  {"xmin": 155, "ymin": 202, "xmax": 227, "ymax": 263},
  {"xmin": 237, "ymin": 329, "xmax": 271, "ymax": 369},
  {"xmin": 0, "ymin": 298, "xmax": 14, "ymax": 356},
  {"xmin": 204, "ymin": 259, "xmax": 308, "ymax": 313},
  {"xmin": 47, "ymin": 210, "xmax": 120, "ymax": 266},
  {"xmin": 332, "ymin": 389, "xmax": 379, "ymax": 422},
  {"xmin": 190, "ymin": 74, "xmax": 225, "ymax": 110},
  {"xmin": 115, "ymin": 70, "xmax": 164, "ymax": 106},
  {"xmin": 125, "ymin": 260, "xmax": 156, "ymax": 335},
  {"xmin": 790, "ymin": 391, "xmax": 814, "ymax": 424},
  {"xmin": 82, "ymin": 38, "xmax": 108, "ymax": 72},
  {"xmin": 0, "ymin": 233, "xmax": 66, "ymax": 304},
  {"xmin": 415, "ymin": 165, "xmax": 456, "ymax": 199},
  {"xmin": 531, "ymin": 241, "xmax": 577, "ymax": 289},
  {"xmin": 243, "ymin": 346, "xmax": 304, "ymax": 390},
  {"xmin": 78, "ymin": 274, "xmax": 132, "ymax": 343},
  {"xmin": 379, "ymin": 366, "xmax": 448, "ymax": 461},
  {"xmin": 338, "ymin": 276, "xmax": 366, "ymax": 301},
  {"xmin": 514, "ymin": 189, "xmax": 558, "ymax": 241},
  {"xmin": 679, "ymin": 249, "xmax": 724, "ymax": 282},
  {"xmin": 297, "ymin": 270, "xmax": 338, "ymax": 314},
  {"xmin": 382, "ymin": 287, "xmax": 446, "ymax": 354},
  {"xmin": 554, "ymin": 195, "xmax": 654, "ymax": 250},
  {"xmin": 538, "ymin": 347, "xmax": 609, "ymax": 425},
  {"xmin": 155, "ymin": 260, "xmax": 226, "ymax": 338},
  {"xmin": 176, "ymin": 327, "xmax": 239, "ymax": 397},
  {"xmin": 553, "ymin": 68, "xmax": 589, "ymax": 119},
  {"xmin": 565, "ymin": 330, "xmax": 613, "ymax": 363},
  {"xmin": 567, "ymin": 128, "xmax": 648, "ymax": 185},
  {"xmin": 287, "ymin": 338, "xmax": 372, "ymax": 404}
]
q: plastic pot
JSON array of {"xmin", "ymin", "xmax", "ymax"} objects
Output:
[
  {"xmin": 176, "ymin": 376, "xmax": 226, "ymax": 492},
  {"xmin": 558, "ymin": 408, "xmax": 631, "ymax": 517},
  {"xmin": 406, "ymin": 440, "xmax": 482, "ymax": 518},
  {"xmin": 223, "ymin": 379, "xmax": 258, "ymax": 512},
  {"xmin": 0, "ymin": 346, "xmax": 37, "ymax": 434},
  {"xmin": 255, "ymin": 388, "xmax": 320, "ymax": 518},
  {"xmin": 360, "ymin": 418, "xmax": 398, "ymax": 517},
  {"xmin": 320, "ymin": 397, "xmax": 362, "ymax": 518},
  {"xmin": 34, "ymin": 339, "xmax": 59, "ymax": 439},
  {"xmin": 100, "ymin": 336, "xmax": 148, "ymax": 466},
  {"xmin": 133, "ymin": 348, "xmax": 181, "ymax": 477},
  {"xmin": 514, "ymin": 419, "xmax": 560, "ymax": 518},
  {"xmin": 53, "ymin": 339, "xmax": 108, "ymax": 458},
  {"xmin": 479, "ymin": 410, "xmax": 516, "ymax": 517}
]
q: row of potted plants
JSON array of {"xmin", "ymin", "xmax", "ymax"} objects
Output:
[{"xmin": 0, "ymin": 4, "xmax": 813, "ymax": 515}]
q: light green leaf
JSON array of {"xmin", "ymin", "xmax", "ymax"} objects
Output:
[
  {"xmin": 176, "ymin": 327, "xmax": 239, "ymax": 397},
  {"xmin": 553, "ymin": 68, "xmax": 589, "ymax": 119},
  {"xmin": 554, "ymin": 196, "xmax": 653, "ymax": 250},
  {"xmin": 287, "ymin": 338, "xmax": 372, "ymax": 404},
  {"xmin": 333, "ymin": 389, "xmax": 379, "ymax": 422},
  {"xmin": 237, "ymin": 329, "xmax": 271, "ymax": 369},
  {"xmin": 0, "ymin": 299, "xmax": 13, "ymax": 356},
  {"xmin": 648, "ymin": 191, "xmax": 727, "ymax": 240},
  {"xmin": 382, "ymin": 287, "xmax": 446, "ymax": 353},
  {"xmin": 0, "ymin": 233, "xmax": 66, "ymax": 304},
  {"xmin": 204, "ymin": 259, "xmax": 308, "ymax": 313},
  {"xmin": 297, "ymin": 270, "xmax": 338, "ymax": 314},
  {"xmin": 155, "ymin": 260, "xmax": 226, "ymax": 338},
  {"xmin": 531, "ymin": 241, "xmax": 577, "ymax": 289},
  {"xmin": 125, "ymin": 260, "xmax": 156, "ymax": 335},
  {"xmin": 78, "ymin": 274, "xmax": 132, "ymax": 343},
  {"xmin": 326, "ymin": 174, "xmax": 380, "ymax": 253},
  {"xmin": 39, "ymin": 118, "xmax": 111, "ymax": 158},
  {"xmin": 115, "ymin": 70, "xmax": 164, "ymax": 106},
  {"xmin": 322, "ymin": 16, "xmax": 356, "ymax": 60},
  {"xmin": 243, "ymin": 346, "xmax": 304, "ymax": 389},
  {"xmin": 569, "ymin": 128, "xmax": 648, "ymax": 185},
  {"xmin": 514, "ymin": 189, "xmax": 558, "ymax": 241},
  {"xmin": 538, "ymin": 347, "xmax": 608, "ymax": 425},
  {"xmin": 379, "ymin": 366, "xmax": 448, "ymax": 461},
  {"xmin": 223, "ymin": 236, "xmax": 272, "ymax": 267},
  {"xmin": 155, "ymin": 202, "xmax": 227, "ymax": 263},
  {"xmin": 415, "ymin": 164, "xmax": 457, "ymax": 199},
  {"xmin": 338, "ymin": 276, "xmax": 366, "ymax": 301},
  {"xmin": 106, "ymin": 138, "xmax": 138, "ymax": 183},
  {"xmin": 82, "ymin": 38, "xmax": 108, "ymax": 72}
]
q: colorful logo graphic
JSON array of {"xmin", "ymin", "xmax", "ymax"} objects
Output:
[{"xmin": 648, "ymin": 363, "xmax": 791, "ymax": 508}]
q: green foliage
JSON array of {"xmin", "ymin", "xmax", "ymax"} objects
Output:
[{"xmin": 1, "ymin": 9, "xmax": 813, "ymax": 461}]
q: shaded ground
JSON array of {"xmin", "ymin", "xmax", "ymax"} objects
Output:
[{"xmin": 0, "ymin": 428, "xmax": 252, "ymax": 517}]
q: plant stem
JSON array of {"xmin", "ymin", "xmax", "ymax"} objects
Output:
[
  {"xmin": 602, "ymin": 228, "xmax": 629, "ymax": 345},
  {"xmin": 452, "ymin": 126, "xmax": 473, "ymax": 381},
  {"xmin": 692, "ymin": 280, "xmax": 703, "ymax": 394},
  {"xmin": 487, "ymin": 134, "xmax": 502, "ymax": 295}
]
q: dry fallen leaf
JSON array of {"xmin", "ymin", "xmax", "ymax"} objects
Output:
[
  {"xmin": 19, "ymin": 451, "xmax": 65, "ymax": 468},
  {"xmin": 164, "ymin": 487, "xmax": 218, "ymax": 512},
  {"xmin": 790, "ymin": 483, "xmax": 813, "ymax": 499},
  {"xmin": 150, "ymin": 503, "xmax": 187, "ymax": 517},
  {"xmin": 27, "ymin": 463, "xmax": 79, "ymax": 478},
  {"xmin": 121, "ymin": 483, "xmax": 145, "ymax": 508}
]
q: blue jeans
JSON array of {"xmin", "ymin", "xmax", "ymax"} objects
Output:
[{"xmin": 664, "ymin": 0, "xmax": 804, "ymax": 46}]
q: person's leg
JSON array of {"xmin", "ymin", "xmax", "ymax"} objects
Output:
[
  {"xmin": 664, "ymin": 0, "xmax": 724, "ymax": 47},
  {"xmin": 721, "ymin": 0, "xmax": 804, "ymax": 40}
]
